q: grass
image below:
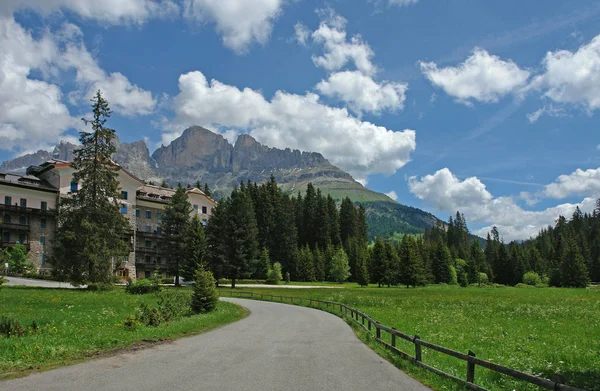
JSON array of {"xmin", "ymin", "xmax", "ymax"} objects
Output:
[
  {"xmin": 220, "ymin": 285, "xmax": 600, "ymax": 391},
  {"xmin": 0, "ymin": 286, "xmax": 247, "ymax": 378}
]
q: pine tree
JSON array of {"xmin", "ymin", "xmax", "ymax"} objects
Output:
[
  {"xmin": 272, "ymin": 194, "xmax": 298, "ymax": 280},
  {"xmin": 162, "ymin": 185, "xmax": 192, "ymax": 286},
  {"xmin": 399, "ymin": 236, "xmax": 426, "ymax": 287},
  {"xmin": 203, "ymin": 183, "xmax": 212, "ymax": 197},
  {"xmin": 191, "ymin": 268, "xmax": 219, "ymax": 313},
  {"xmin": 302, "ymin": 183, "xmax": 317, "ymax": 248},
  {"xmin": 205, "ymin": 200, "xmax": 229, "ymax": 281},
  {"xmin": 297, "ymin": 245, "xmax": 315, "ymax": 282},
  {"xmin": 371, "ymin": 236, "xmax": 390, "ymax": 287},
  {"xmin": 432, "ymin": 241, "xmax": 452, "ymax": 284},
  {"xmin": 329, "ymin": 247, "xmax": 351, "ymax": 283},
  {"xmin": 355, "ymin": 245, "xmax": 370, "ymax": 287},
  {"xmin": 326, "ymin": 195, "xmax": 341, "ymax": 247},
  {"xmin": 52, "ymin": 90, "xmax": 130, "ymax": 285},
  {"xmin": 339, "ymin": 197, "xmax": 356, "ymax": 248},
  {"xmin": 560, "ymin": 236, "xmax": 590, "ymax": 287},
  {"xmin": 258, "ymin": 248, "xmax": 271, "ymax": 280},
  {"xmin": 181, "ymin": 215, "xmax": 206, "ymax": 281}
]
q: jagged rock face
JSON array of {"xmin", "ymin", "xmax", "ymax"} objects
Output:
[
  {"xmin": 0, "ymin": 142, "xmax": 77, "ymax": 173},
  {"xmin": 52, "ymin": 141, "xmax": 77, "ymax": 161},
  {"xmin": 113, "ymin": 140, "xmax": 161, "ymax": 182}
]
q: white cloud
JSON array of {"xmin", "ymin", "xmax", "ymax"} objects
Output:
[
  {"xmin": 315, "ymin": 70, "xmax": 407, "ymax": 114},
  {"xmin": 408, "ymin": 167, "xmax": 597, "ymax": 241},
  {"xmin": 543, "ymin": 167, "xmax": 600, "ymax": 199},
  {"xmin": 294, "ymin": 22, "xmax": 309, "ymax": 46},
  {"xmin": 419, "ymin": 48, "xmax": 530, "ymax": 105},
  {"xmin": 311, "ymin": 12, "xmax": 376, "ymax": 75},
  {"xmin": 183, "ymin": 0, "xmax": 284, "ymax": 54},
  {"xmin": 168, "ymin": 70, "xmax": 416, "ymax": 181},
  {"xmin": 0, "ymin": 16, "xmax": 155, "ymax": 152},
  {"xmin": 526, "ymin": 104, "xmax": 567, "ymax": 123},
  {"xmin": 385, "ymin": 190, "xmax": 398, "ymax": 201},
  {"xmin": 0, "ymin": 0, "xmax": 179, "ymax": 24},
  {"xmin": 529, "ymin": 35, "xmax": 600, "ymax": 111}
]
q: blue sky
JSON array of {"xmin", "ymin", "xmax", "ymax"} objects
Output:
[{"xmin": 1, "ymin": 0, "xmax": 599, "ymax": 240}]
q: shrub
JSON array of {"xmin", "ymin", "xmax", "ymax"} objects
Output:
[
  {"xmin": 87, "ymin": 282, "xmax": 115, "ymax": 291},
  {"xmin": 449, "ymin": 265, "xmax": 458, "ymax": 285},
  {"xmin": 515, "ymin": 283, "xmax": 534, "ymax": 288},
  {"xmin": 266, "ymin": 262, "xmax": 283, "ymax": 285},
  {"xmin": 126, "ymin": 278, "xmax": 161, "ymax": 294},
  {"xmin": 477, "ymin": 272, "xmax": 489, "ymax": 285},
  {"xmin": 122, "ymin": 315, "xmax": 140, "ymax": 331},
  {"xmin": 137, "ymin": 303, "xmax": 162, "ymax": 327},
  {"xmin": 0, "ymin": 276, "xmax": 7, "ymax": 291},
  {"xmin": 157, "ymin": 289, "xmax": 192, "ymax": 322},
  {"xmin": 523, "ymin": 271, "xmax": 542, "ymax": 286},
  {"xmin": 0, "ymin": 316, "xmax": 24, "ymax": 337},
  {"xmin": 191, "ymin": 269, "xmax": 219, "ymax": 314},
  {"xmin": 161, "ymin": 278, "xmax": 172, "ymax": 284}
]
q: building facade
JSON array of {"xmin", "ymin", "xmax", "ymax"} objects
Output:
[{"xmin": 0, "ymin": 160, "xmax": 216, "ymax": 281}]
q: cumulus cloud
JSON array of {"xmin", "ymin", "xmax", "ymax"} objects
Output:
[
  {"xmin": 294, "ymin": 22, "xmax": 309, "ymax": 46},
  {"xmin": 408, "ymin": 168, "xmax": 597, "ymax": 241},
  {"xmin": 529, "ymin": 35, "xmax": 600, "ymax": 112},
  {"xmin": 183, "ymin": 0, "xmax": 284, "ymax": 54},
  {"xmin": 311, "ymin": 12, "xmax": 376, "ymax": 75},
  {"xmin": 385, "ymin": 190, "xmax": 398, "ymax": 201},
  {"xmin": 543, "ymin": 167, "xmax": 600, "ymax": 199},
  {"xmin": 0, "ymin": 16, "xmax": 155, "ymax": 152},
  {"xmin": 168, "ymin": 70, "xmax": 416, "ymax": 181},
  {"xmin": 0, "ymin": 0, "xmax": 179, "ymax": 24},
  {"xmin": 315, "ymin": 70, "xmax": 407, "ymax": 114},
  {"xmin": 419, "ymin": 48, "xmax": 530, "ymax": 105}
]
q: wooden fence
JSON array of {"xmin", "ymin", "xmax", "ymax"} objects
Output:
[{"xmin": 225, "ymin": 290, "xmax": 586, "ymax": 391}]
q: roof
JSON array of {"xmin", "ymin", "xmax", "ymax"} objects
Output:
[
  {"xmin": 136, "ymin": 185, "xmax": 217, "ymax": 206},
  {"xmin": 33, "ymin": 159, "xmax": 145, "ymax": 185},
  {"xmin": 0, "ymin": 171, "xmax": 58, "ymax": 193}
]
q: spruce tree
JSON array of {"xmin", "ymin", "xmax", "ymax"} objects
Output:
[
  {"xmin": 297, "ymin": 245, "xmax": 315, "ymax": 282},
  {"xmin": 339, "ymin": 197, "xmax": 356, "ymax": 248},
  {"xmin": 399, "ymin": 236, "xmax": 426, "ymax": 287},
  {"xmin": 560, "ymin": 236, "xmax": 590, "ymax": 287},
  {"xmin": 355, "ymin": 246, "xmax": 370, "ymax": 287},
  {"xmin": 205, "ymin": 200, "xmax": 229, "ymax": 280},
  {"xmin": 432, "ymin": 241, "xmax": 452, "ymax": 284},
  {"xmin": 182, "ymin": 215, "xmax": 206, "ymax": 281},
  {"xmin": 329, "ymin": 247, "xmax": 351, "ymax": 283},
  {"xmin": 371, "ymin": 236, "xmax": 390, "ymax": 287},
  {"xmin": 162, "ymin": 185, "xmax": 192, "ymax": 286},
  {"xmin": 191, "ymin": 268, "xmax": 219, "ymax": 313},
  {"xmin": 258, "ymin": 248, "xmax": 271, "ymax": 280},
  {"xmin": 52, "ymin": 90, "xmax": 130, "ymax": 285},
  {"xmin": 203, "ymin": 183, "xmax": 212, "ymax": 197}
]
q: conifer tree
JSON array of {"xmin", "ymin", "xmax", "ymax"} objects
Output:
[
  {"xmin": 399, "ymin": 236, "xmax": 426, "ymax": 287},
  {"xmin": 355, "ymin": 245, "xmax": 370, "ymax": 287},
  {"xmin": 560, "ymin": 236, "xmax": 590, "ymax": 287},
  {"xmin": 181, "ymin": 215, "xmax": 206, "ymax": 281},
  {"xmin": 297, "ymin": 245, "xmax": 315, "ymax": 282},
  {"xmin": 203, "ymin": 183, "xmax": 212, "ymax": 197},
  {"xmin": 326, "ymin": 194, "xmax": 342, "ymax": 247},
  {"xmin": 272, "ymin": 194, "xmax": 298, "ymax": 280},
  {"xmin": 339, "ymin": 197, "xmax": 356, "ymax": 248},
  {"xmin": 257, "ymin": 248, "xmax": 271, "ymax": 280},
  {"xmin": 162, "ymin": 185, "xmax": 192, "ymax": 286},
  {"xmin": 205, "ymin": 200, "xmax": 229, "ymax": 280},
  {"xmin": 432, "ymin": 241, "xmax": 452, "ymax": 284},
  {"xmin": 371, "ymin": 236, "xmax": 391, "ymax": 287},
  {"xmin": 53, "ymin": 90, "xmax": 130, "ymax": 285},
  {"xmin": 329, "ymin": 247, "xmax": 351, "ymax": 283},
  {"xmin": 191, "ymin": 268, "xmax": 219, "ymax": 313}
]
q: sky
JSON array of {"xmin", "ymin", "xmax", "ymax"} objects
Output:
[{"xmin": 0, "ymin": 0, "xmax": 599, "ymax": 241}]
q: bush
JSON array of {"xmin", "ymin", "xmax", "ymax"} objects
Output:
[
  {"xmin": 87, "ymin": 282, "xmax": 115, "ymax": 291},
  {"xmin": 477, "ymin": 272, "xmax": 489, "ymax": 285},
  {"xmin": 191, "ymin": 269, "xmax": 219, "ymax": 314},
  {"xmin": 157, "ymin": 289, "xmax": 192, "ymax": 322},
  {"xmin": 515, "ymin": 283, "xmax": 534, "ymax": 288},
  {"xmin": 0, "ymin": 316, "xmax": 40, "ymax": 337},
  {"xmin": 449, "ymin": 265, "xmax": 458, "ymax": 285},
  {"xmin": 122, "ymin": 315, "xmax": 140, "ymax": 331},
  {"xmin": 523, "ymin": 271, "xmax": 542, "ymax": 286},
  {"xmin": 126, "ymin": 278, "xmax": 161, "ymax": 294},
  {"xmin": 161, "ymin": 278, "xmax": 172, "ymax": 284},
  {"xmin": 266, "ymin": 262, "xmax": 283, "ymax": 285},
  {"xmin": 0, "ymin": 276, "xmax": 7, "ymax": 291}
]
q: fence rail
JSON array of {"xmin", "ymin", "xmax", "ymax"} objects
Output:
[{"xmin": 225, "ymin": 290, "xmax": 585, "ymax": 391}]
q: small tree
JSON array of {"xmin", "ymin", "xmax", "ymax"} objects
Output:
[
  {"xmin": 5, "ymin": 244, "xmax": 30, "ymax": 274},
  {"xmin": 522, "ymin": 271, "xmax": 541, "ymax": 286},
  {"xmin": 266, "ymin": 262, "xmax": 283, "ymax": 285},
  {"xmin": 329, "ymin": 247, "xmax": 351, "ymax": 283},
  {"xmin": 258, "ymin": 248, "xmax": 271, "ymax": 280},
  {"xmin": 191, "ymin": 269, "xmax": 219, "ymax": 313},
  {"xmin": 182, "ymin": 215, "xmax": 206, "ymax": 281}
]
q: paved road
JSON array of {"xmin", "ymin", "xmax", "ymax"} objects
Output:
[
  {"xmin": 1, "ymin": 298, "xmax": 430, "ymax": 391},
  {"xmin": 5, "ymin": 276, "xmax": 84, "ymax": 289}
]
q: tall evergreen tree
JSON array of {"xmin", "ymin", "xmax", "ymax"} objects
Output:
[
  {"xmin": 371, "ymin": 236, "xmax": 391, "ymax": 287},
  {"xmin": 162, "ymin": 185, "xmax": 192, "ymax": 286},
  {"xmin": 432, "ymin": 241, "xmax": 453, "ymax": 284},
  {"xmin": 297, "ymin": 245, "xmax": 316, "ymax": 282},
  {"xmin": 181, "ymin": 215, "xmax": 206, "ymax": 281},
  {"xmin": 339, "ymin": 197, "xmax": 356, "ymax": 248},
  {"xmin": 203, "ymin": 183, "xmax": 212, "ymax": 197},
  {"xmin": 355, "ymin": 245, "xmax": 370, "ymax": 287},
  {"xmin": 398, "ymin": 235, "xmax": 426, "ymax": 287},
  {"xmin": 560, "ymin": 236, "xmax": 590, "ymax": 287},
  {"xmin": 52, "ymin": 90, "xmax": 130, "ymax": 285}
]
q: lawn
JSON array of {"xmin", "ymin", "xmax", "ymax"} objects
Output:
[
  {"xmin": 220, "ymin": 285, "xmax": 600, "ymax": 391},
  {"xmin": 0, "ymin": 286, "xmax": 246, "ymax": 377}
]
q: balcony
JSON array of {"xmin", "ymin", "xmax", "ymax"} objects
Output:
[
  {"xmin": 0, "ymin": 222, "xmax": 30, "ymax": 232},
  {"xmin": 0, "ymin": 241, "xmax": 31, "ymax": 250},
  {"xmin": 0, "ymin": 204, "xmax": 56, "ymax": 216},
  {"xmin": 135, "ymin": 246, "xmax": 163, "ymax": 254},
  {"xmin": 136, "ymin": 230, "xmax": 163, "ymax": 239}
]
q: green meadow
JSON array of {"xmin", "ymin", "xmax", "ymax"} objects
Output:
[
  {"xmin": 220, "ymin": 285, "xmax": 600, "ymax": 391},
  {"xmin": 0, "ymin": 287, "xmax": 246, "ymax": 378}
]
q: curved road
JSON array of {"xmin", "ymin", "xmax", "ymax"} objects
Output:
[{"xmin": 2, "ymin": 298, "xmax": 431, "ymax": 391}]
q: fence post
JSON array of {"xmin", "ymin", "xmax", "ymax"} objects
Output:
[
  {"xmin": 467, "ymin": 350, "xmax": 476, "ymax": 383},
  {"xmin": 391, "ymin": 328, "xmax": 396, "ymax": 347},
  {"xmin": 376, "ymin": 323, "xmax": 381, "ymax": 339},
  {"xmin": 361, "ymin": 314, "xmax": 365, "ymax": 325},
  {"xmin": 414, "ymin": 335, "xmax": 422, "ymax": 362},
  {"xmin": 368, "ymin": 320, "xmax": 371, "ymax": 331}
]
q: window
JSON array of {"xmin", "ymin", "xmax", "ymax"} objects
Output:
[
  {"xmin": 135, "ymin": 209, "xmax": 140, "ymax": 217},
  {"xmin": 145, "ymin": 210, "xmax": 151, "ymax": 219},
  {"xmin": 20, "ymin": 198, "xmax": 27, "ymax": 208},
  {"xmin": 40, "ymin": 236, "xmax": 45, "ymax": 246},
  {"xmin": 201, "ymin": 219, "xmax": 207, "ymax": 227},
  {"xmin": 145, "ymin": 240, "xmax": 151, "ymax": 248},
  {"xmin": 41, "ymin": 201, "xmax": 47, "ymax": 211},
  {"xmin": 19, "ymin": 216, "xmax": 26, "ymax": 225},
  {"xmin": 202, "ymin": 206, "xmax": 207, "ymax": 214},
  {"xmin": 145, "ymin": 225, "xmax": 151, "ymax": 233},
  {"xmin": 156, "ymin": 226, "xmax": 162, "ymax": 234},
  {"xmin": 3, "ymin": 214, "xmax": 10, "ymax": 224},
  {"xmin": 145, "ymin": 270, "xmax": 151, "ymax": 279},
  {"xmin": 121, "ymin": 191, "xmax": 128, "ymax": 200},
  {"xmin": 40, "ymin": 253, "xmax": 45, "ymax": 265},
  {"xmin": 3, "ymin": 232, "xmax": 10, "ymax": 242},
  {"xmin": 193, "ymin": 204, "xmax": 198, "ymax": 212},
  {"xmin": 41, "ymin": 219, "xmax": 47, "ymax": 229},
  {"xmin": 18, "ymin": 234, "xmax": 26, "ymax": 243},
  {"xmin": 70, "ymin": 182, "xmax": 78, "ymax": 191},
  {"xmin": 120, "ymin": 205, "xmax": 128, "ymax": 214},
  {"xmin": 156, "ymin": 212, "xmax": 162, "ymax": 220},
  {"xmin": 4, "ymin": 196, "xmax": 11, "ymax": 205}
]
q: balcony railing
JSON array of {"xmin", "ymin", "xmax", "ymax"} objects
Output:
[
  {"xmin": 0, "ymin": 222, "xmax": 31, "ymax": 231},
  {"xmin": 0, "ymin": 204, "xmax": 56, "ymax": 216},
  {"xmin": 0, "ymin": 241, "xmax": 31, "ymax": 250},
  {"xmin": 136, "ymin": 230, "xmax": 163, "ymax": 238},
  {"xmin": 135, "ymin": 246, "xmax": 163, "ymax": 254}
]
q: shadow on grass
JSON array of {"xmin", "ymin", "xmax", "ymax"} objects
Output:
[{"xmin": 533, "ymin": 367, "xmax": 600, "ymax": 391}]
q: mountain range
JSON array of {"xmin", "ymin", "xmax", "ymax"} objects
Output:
[{"xmin": 1, "ymin": 126, "xmax": 440, "ymax": 238}]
